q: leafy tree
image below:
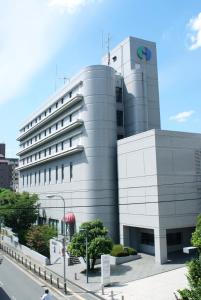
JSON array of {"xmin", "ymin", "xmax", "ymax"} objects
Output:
[
  {"xmin": 25, "ymin": 225, "xmax": 56, "ymax": 258},
  {"xmin": 0, "ymin": 189, "xmax": 38, "ymax": 243},
  {"xmin": 68, "ymin": 219, "xmax": 113, "ymax": 270},
  {"xmin": 178, "ymin": 215, "xmax": 201, "ymax": 300}
]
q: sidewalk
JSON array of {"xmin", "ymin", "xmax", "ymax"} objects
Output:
[{"xmin": 47, "ymin": 253, "xmax": 191, "ymax": 298}]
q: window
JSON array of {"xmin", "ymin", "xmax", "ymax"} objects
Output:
[
  {"xmin": 56, "ymin": 166, "xmax": 58, "ymax": 182},
  {"xmin": 61, "ymin": 98, "xmax": 64, "ymax": 104},
  {"xmin": 39, "ymin": 115, "xmax": 41, "ymax": 121},
  {"xmin": 35, "ymin": 153, "xmax": 37, "ymax": 160},
  {"xmin": 69, "ymin": 137, "xmax": 72, "ymax": 147},
  {"xmin": 55, "ymin": 144, "xmax": 58, "ymax": 153},
  {"xmin": 49, "ymin": 107, "xmax": 51, "ymax": 113},
  {"xmin": 39, "ymin": 133, "xmax": 41, "ymax": 140},
  {"xmin": 38, "ymin": 170, "xmax": 41, "ymax": 184},
  {"xmin": 61, "ymin": 119, "xmax": 64, "ymax": 127},
  {"xmin": 49, "ymin": 168, "xmax": 51, "ymax": 183},
  {"xmin": 70, "ymin": 162, "xmax": 73, "ymax": 181},
  {"xmin": 35, "ymin": 172, "xmax": 37, "ymax": 185},
  {"xmin": 116, "ymin": 87, "xmax": 122, "ymax": 103},
  {"xmin": 44, "ymin": 129, "xmax": 46, "ymax": 136},
  {"xmin": 38, "ymin": 151, "xmax": 41, "ymax": 159},
  {"xmin": 23, "ymin": 159, "xmax": 25, "ymax": 165},
  {"xmin": 30, "ymin": 138, "xmax": 32, "ymax": 144},
  {"xmin": 69, "ymin": 91, "xmax": 72, "ymax": 98},
  {"xmin": 56, "ymin": 123, "xmax": 58, "ymax": 130},
  {"xmin": 44, "ymin": 111, "xmax": 47, "ymax": 117},
  {"xmin": 56, "ymin": 102, "xmax": 58, "ymax": 108},
  {"xmin": 30, "ymin": 155, "xmax": 32, "ymax": 162},
  {"xmin": 49, "ymin": 127, "xmax": 51, "ymax": 134},
  {"xmin": 117, "ymin": 110, "xmax": 124, "ymax": 127},
  {"xmin": 44, "ymin": 169, "xmax": 46, "ymax": 183},
  {"xmin": 44, "ymin": 149, "xmax": 46, "ymax": 157},
  {"xmin": 141, "ymin": 232, "xmax": 154, "ymax": 246},
  {"xmin": 61, "ymin": 141, "xmax": 64, "ymax": 150},
  {"xmin": 61, "ymin": 164, "xmax": 64, "ymax": 181},
  {"xmin": 35, "ymin": 136, "xmax": 37, "ymax": 142},
  {"xmin": 49, "ymin": 147, "xmax": 51, "ymax": 155},
  {"xmin": 30, "ymin": 173, "xmax": 32, "ymax": 185},
  {"xmin": 69, "ymin": 114, "xmax": 72, "ymax": 122},
  {"xmin": 167, "ymin": 232, "xmax": 182, "ymax": 246}
]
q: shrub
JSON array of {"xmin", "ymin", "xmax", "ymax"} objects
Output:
[
  {"xmin": 110, "ymin": 244, "xmax": 137, "ymax": 257},
  {"xmin": 124, "ymin": 246, "xmax": 137, "ymax": 255}
]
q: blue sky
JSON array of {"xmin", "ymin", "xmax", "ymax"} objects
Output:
[{"xmin": 1, "ymin": 0, "xmax": 201, "ymax": 157}]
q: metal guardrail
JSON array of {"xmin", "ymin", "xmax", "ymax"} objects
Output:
[{"xmin": 0, "ymin": 241, "xmax": 106, "ymax": 300}]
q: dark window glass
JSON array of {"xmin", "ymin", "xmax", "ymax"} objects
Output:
[
  {"xmin": 44, "ymin": 149, "xmax": 46, "ymax": 157},
  {"xmin": 69, "ymin": 114, "xmax": 72, "ymax": 122},
  {"xmin": 23, "ymin": 175, "xmax": 24, "ymax": 186},
  {"xmin": 49, "ymin": 147, "xmax": 51, "ymax": 155},
  {"xmin": 61, "ymin": 98, "xmax": 64, "ymax": 104},
  {"xmin": 141, "ymin": 232, "xmax": 154, "ymax": 246},
  {"xmin": 70, "ymin": 162, "xmax": 73, "ymax": 181},
  {"xmin": 116, "ymin": 87, "xmax": 122, "ymax": 103},
  {"xmin": 61, "ymin": 141, "xmax": 64, "ymax": 150},
  {"xmin": 69, "ymin": 138, "xmax": 72, "ymax": 147},
  {"xmin": 44, "ymin": 169, "xmax": 46, "ymax": 183},
  {"xmin": 167, "ymin": 233, "xmax": 182, "ymax": 246},
  {"xmin": 44, "ymin": 129, "xmax": 46, "ymax": 136},
  {"xmin": 38, "ymin": 151, "xmax": 41, "ymax": 159},
  {"xmin": 35, "ymin": 172, "xmax": 37, "ymax": 184},
  {"xmin": 56, "ymin": 123, "xmax": 58, "ymax": 130},
  {"xmin": 30, "ymin": 173, "xmax": 32, "ymax": 185},
  {"xmin": 117, "ymin": 110, "xmax": 124, "ymax": 127},
  {"xmin": 56, "ymin": 166, "xmax": 58, "ymax": 182},
  {"xmin": 56, "ymin": 144, "xmax": 58, "ymax": 152},
  {"xmin": 61, "ymin": 164, "xmax": 64, "ymax": 180},
  {"xmin": 49, "ymin": 168, "xmax": 51, "ymax": 183},
  {"xmin": 39, "ymin": 170, "xmax": 41, "ymax": 184},
  {"xmin": 56, "ymin": 102, "xmax": 58, "ymax": 108},
  {"xmin": 69, "ymin": 91, "xmax": 72, "ymax": 98},
  {"xmin": 61, "ymin": 119, "xmax": 64, "ymax": 127},
  {"xmin": 49, "ymin": 127, "xmax": 51, "ymax": 134},
  {"xmin": 49, "ymin": 107, "xmax": 51, "ymax": 113}
]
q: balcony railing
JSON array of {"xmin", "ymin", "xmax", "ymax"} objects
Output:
[
  {"xmin": 17, "ymin": 145, "xmax": 84, "ymax": 171},
  {"xmin": 17, "ymin": 94, "xmax": 83, "ymax": 141},
  {"xmin": 17, "ymin": 119, "xmax": 83, "ymax": 156}
]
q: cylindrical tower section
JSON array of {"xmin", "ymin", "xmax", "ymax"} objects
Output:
[{"xmin": 80, "ymin": 65, "xmax": 118, "ymax": 240}]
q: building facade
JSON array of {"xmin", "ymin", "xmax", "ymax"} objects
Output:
[
  {"xmin": 0, "ymin": 143, "xmax": 18, "ymax": 191},
  {"xmin": 17, "ymin": 37, "xmax": 160, "ymax": 240},
  {"xmin": 118, "ymin": 130, "xmax": 201, "ymax": 263}
]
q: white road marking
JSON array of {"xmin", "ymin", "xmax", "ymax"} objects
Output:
[{"xmin": 4, "ymin": 255, "xmax": 87, "ymax": 300}]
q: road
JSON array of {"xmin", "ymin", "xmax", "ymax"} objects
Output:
[{"xmin": 0, "ymin": 253, "xmax": 102, "ymax": 300}]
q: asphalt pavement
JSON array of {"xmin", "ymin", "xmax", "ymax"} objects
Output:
[{"xmin": 0, "ymin": 253, "xmax": 103, "ymax": 300}]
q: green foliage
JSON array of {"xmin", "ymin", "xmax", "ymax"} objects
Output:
[
  {"xmin": 0, "ymin": 189, "xmax": 38, "ymax": 243},
  {"xmin": 25, "ymin": 225, "xmax": 56, "ymax": 258},
  {"xmin": 191, "ymin": 215, "xmax": 201, "ymax": 253},
  {"xmin": 178, "ymin": 215, "xmax": 201, "ymax": 300},
  {"xmin": 68, "ymin": 219, "xmax": 113, "ymax": 270},
  {"xmin": 110, "ymin": 244, "xmax": 137, "ymax": 257}
]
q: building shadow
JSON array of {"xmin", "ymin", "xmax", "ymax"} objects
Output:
[
  {"xmin": 0, "ymin": 287, "xmax": 11, "ymax": 300},
  {"xmin": 167, "ymin": 250, "xmax": 198, "ymax": 265}
]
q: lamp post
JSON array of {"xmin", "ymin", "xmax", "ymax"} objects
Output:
[
  {"xmin": 80, "ymin": 228, "xmax": 89, "ymax": 283},
  {"xmin": 47, "ymin": 194, "xmax": 67, "ymax": 294}
]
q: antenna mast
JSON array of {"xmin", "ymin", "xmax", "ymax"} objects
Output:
[{"xmin": 106, "ymin": 33, "xmax": 111, "ymax": 66}]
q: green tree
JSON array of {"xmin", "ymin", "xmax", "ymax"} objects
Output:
[
  {"xmin": 68, "ymin": 219, "xmax": 113, "ymax": 270},
  {"xmin": 25, "ymin": 225, "xmax": 56, "ymax": 258},
  {"xmin": 178, "ymin": 215, "xmax": 201, "ymax": 300},
  {"xmin": 0, "ymin": 189, "xmax": 38, "ymax": 243}
]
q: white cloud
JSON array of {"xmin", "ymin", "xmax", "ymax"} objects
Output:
[
  {"xmin": 187, "ymin": 12, "xmax": 201, "ymax": 50},
  {"xmin": 48, "ymin": 0, "xmax": 98, "ymax": 13},
  {"xmin": 169, "ymin": 111, "xmax": 195, "ymax": 123},
  {"xmin": 0, "ymin": 0, "xmax": 100, "ymax": 105}
]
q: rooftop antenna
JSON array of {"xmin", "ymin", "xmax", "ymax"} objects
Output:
[
  {"xmin": 106, "ymin": 33, "xmax": 111, "ymax": 66},
  {"xmin": 58, "ymin": 76, "xmax": 70, "ymax": 85}
]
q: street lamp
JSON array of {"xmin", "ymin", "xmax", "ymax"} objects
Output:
[
  {"xmin": 46, "ymin": 194, "xmax": 67, "ymax": 294},
  {"xmin": 80, "ymin": 228, "xmax": 89, "ymax": 283}
]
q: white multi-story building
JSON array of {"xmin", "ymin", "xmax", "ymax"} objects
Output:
[
  {"xmin": 17, "ymin": 36, "xmax": 160, "ymax": 242},
  {"xmin": 18, "ymin": 36, "xmax": 201, "ymax": 264}
]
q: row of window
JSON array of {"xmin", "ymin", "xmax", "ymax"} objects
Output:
[
  {"xmin": 21, "ymin": 138, "xmax": 74, "ymax": 166},
  {"xmin": 141, "ymin": 232, "xmax": 182, "ymax": 246},
  {"xmin": 21, "ymin": 113, "xmax": 74, "ymax": 150},
  {"xmin": 21, "ymin": 90, "xmax": 74, "ymax": 134},
  {"xmin": 22, "ymin": 163, "xmax": 73, "ymax": 186}
]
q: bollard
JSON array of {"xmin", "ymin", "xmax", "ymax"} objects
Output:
[
  {"xmin": 44, "ymin": 270, "xmax": 47, "ymax": 280},
  {"xmin": 74, "ymin": 273, "xmax": 78, "ymax": 280},
  {"xmin": 39, "ymin": 267, "xmax": 41, "ymax": 276},
  {"xmin": 57, "ymin": 278, "xmax": 59, "ymax": 288},
  {"xmin": 101, "ymin": 284, "xmax": 104, "ymax": 295},
  {"xmin": 110, "ymin": 290, "xmax": 114, "ymax": 300},
  {"xmin": 50, "ymin": 274, "xmax": 53, "ymax": 285}
]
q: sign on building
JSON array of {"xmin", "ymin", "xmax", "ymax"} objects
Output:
[{"xmin": 101, "ymin": 254, "xmax": 110, "ymax": 286}]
